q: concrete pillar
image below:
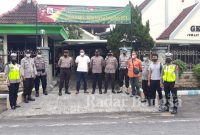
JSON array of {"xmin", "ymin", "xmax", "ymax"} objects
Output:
[
  {"xmin": 3, "ymin": 35, "xmax": 7, "ymax": 64},
  {"xmin": 37, "ymin": 47, "xmax": 50, "ymax": 83},
  {"xmin": 44, "ymin": 35, "xmax": 48, "ymax": 47}
]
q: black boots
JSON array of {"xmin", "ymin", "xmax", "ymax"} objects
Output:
[
  {"xmin": 65, "ymin": 90, "xmax": 71, "ymax": 94},
  {"xmin": 171, "ymin": 107, "xmax": 178, "ymax": 114}
]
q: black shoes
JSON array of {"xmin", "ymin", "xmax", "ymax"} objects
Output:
[
  {"xmin": 58, "ymin": 92, "xmax": 62, "ymax": 96},
  {"xmin": 24, "ymin": 97, "xmax": 29, "ymax": 103},
  {"xmin": 35, "ymin": 92, "xmax": 39, "ymax": 97},
  {"xmin": 11, "ymin": 106, "xmax": 16, "ymax": 110},
  {"xmin": 171, "ymin": 108, "xmax": 178, "ymax": 114},
  {"xmin": 43, "ymin": 91, "xmax": 48, "ymax": 95},
  {"xmin": 112, "ymin": 90, "xmax": 116, "ymax": 94},
  {"xmin": 28, "ymin": 97, "xmax": 35, "ymax": 101},
  {"xmin": 84, "ymin": 91, "xmax": 89, "ymax": 94},
  {"xmin": 117, "ymin": 90, "xmax": 123, "ymax": 94},
  {"xmin": 65, "ymin": 91, "xmax": 71, "ymax": 94}
]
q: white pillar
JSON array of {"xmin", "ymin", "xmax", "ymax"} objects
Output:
[
  {"xmin": 165, "ymin": 0, "xmax": 169, "ymax": 27},
  {"xmin": 44, "ymin": 35, "xmax": 48, "ymax": 47},
  {"xmin": 3, "ymin": 35, "xmax": 7, "ymax": 64}
]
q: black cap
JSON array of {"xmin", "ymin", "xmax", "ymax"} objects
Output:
[{"xmin": 64, "ymin": 50, "xmax": 69, "ymax": 53}]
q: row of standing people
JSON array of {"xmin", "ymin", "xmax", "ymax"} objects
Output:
[
  {"xmin": 4, "ymin": 50, "xmax": 48, "ymax": 110},
  {"xmin": 58, "ymin": 48, "xmax": 178, "ymax": 114}
]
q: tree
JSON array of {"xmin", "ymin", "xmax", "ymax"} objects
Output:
[
  {"xmin": 107, "ymin": 2, "xmax": 154, "ymax": 56},
  {"xmin": 63, "ymin": 24, "xmax": 83, "ymax": 39}
]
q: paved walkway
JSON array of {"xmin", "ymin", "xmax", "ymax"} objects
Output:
[{"xmin": 0, "ymin": 88, "xmax": 158, "ymax": 118}]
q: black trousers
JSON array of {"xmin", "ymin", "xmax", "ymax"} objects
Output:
[
  {"xmin": 9, "ymin": 83, "xmax": 19, "ymax": 107},
  {"xmin": 105, "ymin": 73, "xmax": 115, "ymax": 91},
  {"xmin": 119, "ymin": 69, "xmax": 129, "ymax": 88},
  {"xmin": 149, "ymin": 80, "xmax": 163, "ymax": 100},
  {"xmin": 34, "ymin": 75, "xmax": 47, "ymax": 93},
  {"xmin": 59, "ymin": 68, "xmax": 71, "ymax": 92},
  {"xmin": 164, "ymin": 82, "xmax": 178, "ymax": 108},
  {"xmin": 92, "ymin": 73, "xmax": 102, "ymax": 92},
  {"xmin": 23, "ymin": 78, "xmax": 34, "ymax": 98},
  {"xmin": 142, "ymin": 80, "xmax": 150, "ymax": 99}
]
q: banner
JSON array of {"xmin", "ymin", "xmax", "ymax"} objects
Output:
[{"xmin": 37, "ymin": 5, "xmax": 131, "ymax": 24}]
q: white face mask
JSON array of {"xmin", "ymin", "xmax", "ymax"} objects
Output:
[
  {"xmin": 132, "ymin": 55, "xmax": 136, "ymax": 59},
  {"xmin": 80, "ymin": 52, "xmax": 84, "ymax": 56},
  {"xmin": 37, "ymin": 54, "xmax": 42, "ymax": 58},
  {"xmin": 143, "ymin": 57, "xmax": 147, "ymax": 61},
  {"xmin": 26, "ymin": 54, "xmax": 31, "ymax": 57}
]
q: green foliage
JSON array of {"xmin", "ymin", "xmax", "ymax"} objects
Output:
[
  {"xmin": 173, "ymin": 59, "xmax": 186, "ymax": 76},
  {"xmin": 107, "ymin": 2, "xmax": 154, "ymax": 56},
  {"xmin": 63, "ymin": 24, "xmax": 83, "ymax": 39},
  {"xmin": 193, "ymin": 64, "xmax": 200, "ymax": 80}
]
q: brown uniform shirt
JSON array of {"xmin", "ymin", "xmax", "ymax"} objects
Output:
[
  {"xmin": 90, "ymin": 56, "xmax": 104, "ymax": 73},
  {"xmin": 58, "ymin": 56, "xmax": 73, "ymax": 68},
  {"xmin": 104, "ymin": 56, "xmax": 118, "ymax": 73}
]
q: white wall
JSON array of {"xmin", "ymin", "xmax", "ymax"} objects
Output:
[
  {"xmin": 141, "ymin": 0, "xmax": 198, "ymax": 40},
  {"xmin": 173, "ymin": 4, "xmax": 200, "ymax": 40}
]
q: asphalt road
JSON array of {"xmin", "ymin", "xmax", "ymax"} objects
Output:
[{"xmin": 0, "ymin": 95, "xmax": 200, "ymax": 135}]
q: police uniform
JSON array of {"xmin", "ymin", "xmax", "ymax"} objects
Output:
[
  {"xmin": 162, "ymin": 52, "xmax": 178, "ymax": 114},
  {"xmin": 20, "ymin": 50, "xmax": 37, "ymax": 103},
  {"xmin": 34, "ymin": 51, "xmax": 47, "ymax": 96},
  {"xmin": 104, "ymin": 51, "xmax": 118, "ymax": 94},
  {"xmin": 4, "ymin": 53, "xmax": 21, "ymax": 109},
  {"xmin": 118, "ymin": 49, "xmax": 129, "ymax": 93},
  {"xmin": 90, "ymin": 52, "xmax": 104, "ymax": 94},
  {"xmin": 58, "ymin": 52, "xmax": 73, "ymax": 95}
]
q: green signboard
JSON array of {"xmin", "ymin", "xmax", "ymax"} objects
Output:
[{"xmin": 37, "ymin": 5, "xmax": 131, "ymax": 24}]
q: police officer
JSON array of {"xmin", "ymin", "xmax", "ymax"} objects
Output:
[
  {"xmin": 21, "ymin": 50, "xmax": 37, "ymax": 103},
  {"xmin": 4, "ymin": 53, "xmax": 21, "ymax": 109},
  {"xmin": 118, "ymin": 48, "xmax": 129, "ymax": 94},
  {"xmin": 162, "ymin": 52, "xmax": 179, "ymax": 114},
  {"xmin": 90, "ymin": 49, "xmax": 104, "ymax": 94},
  {"xmin": 58, "ymin": 50, "xmax": 73, "ymax": 96},
  {"xmin": 34, "ymin": 50, "xmax": 48, "ymax": 97},
  {"xmin": 104, "ymin": 50, "xmax": 118, "ymax": 94}
]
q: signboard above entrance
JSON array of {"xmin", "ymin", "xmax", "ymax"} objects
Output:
[{"xmin": 37, "ymin": 4, "xmax": 131, "ymax": 24}]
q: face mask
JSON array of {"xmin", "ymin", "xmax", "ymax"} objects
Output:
[
  {"xmin": 11, "ymin": 59, "xmax": 16, "ymax": 64},
  {"xmin": 80, "ymin": 53, "xmax": 84, "ymax": 56},
  {"xmin": 132, "ymin": 55, "xmax": 136, "ymax": 59},
  {"xmin": 143, "ymin": 57, "xmax": 147, "ymax": 61},
  {"xmin": 37, "ymin": 54, "xmax": 42, "ymax": 58},
  {"xmin": 166, "ymin": 58, "xmax": 172, "ymax": 63},
  {"xmin": 108, "ymin": 53, "xmax": 112, "ymax": 56},
  {"xmin": 152, "ymin": 59, "xmax": 157, "ymax": 62},
  {"xmin": 26, "ymin": 54, "xmax": 31, "ymax": 57}
]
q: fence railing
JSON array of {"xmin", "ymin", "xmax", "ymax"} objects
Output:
[
  {"xmin": 0, "ymin": 50, "xmax": 200, "ymax": 72},
  {"xmin": 136, "ymin": 50, "xmax": 200, "ymax": 71}
]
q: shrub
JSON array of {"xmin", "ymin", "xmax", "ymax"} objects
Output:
[
  {"xmin": 193, "ymin": 64, "xmax": 200, "ymax": 81},
  {"xmin": 173, "ymin": 59, "xmax": 186, "ymax": 76}
]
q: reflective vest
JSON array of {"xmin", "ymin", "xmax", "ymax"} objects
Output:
[
  {"xmin": 162, "ymin": 64, "xmax": 176, "ymax": 82},
  {"xmin": 8, "ymin": 64, "xmax": 20, "ymax": 81}
]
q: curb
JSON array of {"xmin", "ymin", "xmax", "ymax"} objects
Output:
[{"xmin": 177, "ymin": 90, "xmax": 200, "ymax": 96}]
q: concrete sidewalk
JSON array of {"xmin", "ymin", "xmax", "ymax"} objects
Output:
[{"xmin": 0, "ymin": 88, "xmax": 158, "ymax": 118}]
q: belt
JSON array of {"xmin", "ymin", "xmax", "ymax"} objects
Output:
[
  {"xmin": 60, "ymin": 67, "xmax": 71, "ymax": 70},
  {"xmin": 37, "ymin": 69, "xmax": 45, "ymax": 72},
  {"xmin": 120, "ymin": 67, "xmax": 127, "ymax": 69}
]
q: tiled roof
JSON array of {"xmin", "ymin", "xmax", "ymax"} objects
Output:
[
  {"xmin": 138, "ymin": 0, "xmax": 151, "ymax": 10},
  {"xmin": 157, "ymin": 4, "xmax": 197, "ymax": 40},
  {"xmin": 0, "ymin": 0, "xmax": 37, "ymax": 24}
]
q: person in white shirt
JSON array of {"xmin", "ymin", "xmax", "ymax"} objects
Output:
[{"xmin": 75, "ymin": 49, "xmax": 90, "ymax": 94}]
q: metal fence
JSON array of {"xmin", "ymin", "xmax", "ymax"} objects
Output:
[
  {"xmin": 136, "ymin": 50, "xmax": 200, "ymax": 71},
  {"xmin": 0, "ymin": 50, "xmax": 200, "ymax": 72}
]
